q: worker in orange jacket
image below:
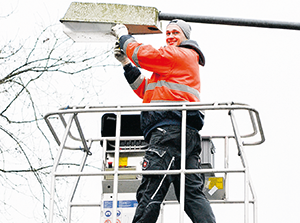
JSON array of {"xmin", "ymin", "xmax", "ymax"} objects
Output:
[{"xmin": 112, "ymin": 19, "xmax": 216, "ymax": 223}]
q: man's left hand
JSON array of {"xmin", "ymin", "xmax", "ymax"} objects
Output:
[{"xmin": 111, "ymin": 24, "xmax": 128, "ymax": 39}]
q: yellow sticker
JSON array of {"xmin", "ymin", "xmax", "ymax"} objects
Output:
[
  {"xmin": 208, "ymin": 177, "xmax": 223, "ymax": 190},
  {"xmin": 118, "ymin": 157, "xmax": 128, "ymax": 167}
]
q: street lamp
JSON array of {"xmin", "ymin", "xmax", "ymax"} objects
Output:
[
  {"xmin": 60, "ymin": 2, "xmax": 300, "ymax": 43},
  {"xmin": 60, "ymin": 2, "xmax": 162, "ymax": 42}
]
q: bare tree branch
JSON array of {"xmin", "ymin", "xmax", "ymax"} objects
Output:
[
  {"xmin": 0, "ymin": 4, "xmax": 17, "ymax": 19},
  {"xmin": 0, "ymin": 162, "xmax": 100, "ymax": 173},
  {"xmin": 0, "ymin": 23, "xmax": 115, "ymax": 222}
]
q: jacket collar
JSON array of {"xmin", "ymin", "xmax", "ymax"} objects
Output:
[{"xmin": 179, "ymin": 40, "xmax": 205, "ymax": 66}]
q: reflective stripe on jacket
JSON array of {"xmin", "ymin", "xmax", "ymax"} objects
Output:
[
  {"xmin": 119, "ymin": 35, "xmax": 205, "ymax": 139},
  {"xmin": 121, "ymin": 36, "xmax": 202, "ymax": 103}
]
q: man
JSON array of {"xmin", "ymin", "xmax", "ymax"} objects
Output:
[{"xmin": 111, "ymin": 19, "xmax": 216, "ymax": 223}]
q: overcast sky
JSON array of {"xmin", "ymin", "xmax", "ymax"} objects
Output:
[{"xmin": 1, "ymin": 0, "xmax": 300, "ymax": 222}]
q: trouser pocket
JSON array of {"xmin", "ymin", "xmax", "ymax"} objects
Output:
[{"xmin": 142, "ymin": 147, "xmax": 171, "ymax": 171}]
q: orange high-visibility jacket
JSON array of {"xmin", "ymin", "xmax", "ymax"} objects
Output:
[
  {"xmin": 121, "ymin": 37, "xmax": 205, "ymax": 103},
  {"xmin": 119, "ymin": 35, "xmax": 205, "ymax": 139}
]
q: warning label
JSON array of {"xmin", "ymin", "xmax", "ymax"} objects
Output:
[
  {"xmin": 103, "ymin": 200, "xmax": 138, "ymax": 209},
  {"xmin": 208, "ymin": 177, "xmax": 223, "ymax": 190}
]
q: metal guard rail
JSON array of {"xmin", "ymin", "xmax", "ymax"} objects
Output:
[
  {"xmin": 44, "ymin": 102, "xmax": 265, "ymax": 147},
  {"xmin": 45, "ymin": 101, "xmax": 264, "ymax": 223}
]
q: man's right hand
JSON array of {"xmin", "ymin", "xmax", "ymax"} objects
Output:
[{"xmin": 114, "ymin": 42, "xmax": 131, "ymax": 66}]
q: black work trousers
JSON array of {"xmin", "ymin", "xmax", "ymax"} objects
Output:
[{"xmin": 132, "ymin": 125, "xmax": 216, "ymax": 223}]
